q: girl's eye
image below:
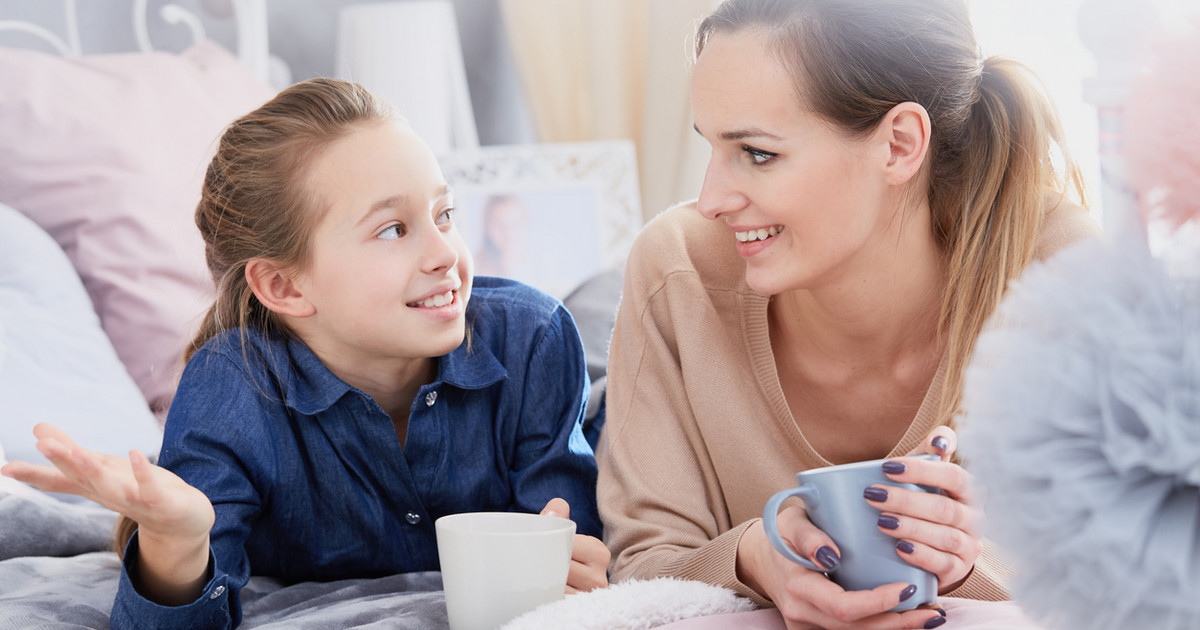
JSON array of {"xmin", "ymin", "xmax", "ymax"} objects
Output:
[
  {"xmin": 436, "ymin": 207, "xmax": 455, "ymax": 225},
  {"xmin": 743, "ymin": 146, "xmax": 776, "ymax": 165},
  {"xmin": 378, "ymin": 224, "xmax": 406, "ymax": 240}
]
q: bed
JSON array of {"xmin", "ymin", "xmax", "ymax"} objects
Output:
[
  {"xmin": 0, "ymin": 1, "xmax": 463, "ymax": 627},
  {"xmin": 0, "ymin": 2, "xmax": 1066, "ymax": 629},
  {"xmin": 0, "ymin": 3, "xmax": 711, "ymax": 628}
]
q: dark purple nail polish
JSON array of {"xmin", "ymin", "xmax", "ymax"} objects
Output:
[
  {"xmin": 878, "ymin": 515, "xmax": 901, "ymax": 530},
  {"xmin": 815, "ymin": 545, "xmax": 840, "ymax": 569},
  {"xmin": 863, "ymin": 486, "xmax": 889, "ymax": 502},
  {"xmin": 924, "ymin": 616, "xmax": 948, "ymax": 628},
  {"xmin": 896, "ymin": 540, "xmax": 915, "ymax": 554},
  {"xmin": 882, "ymin": 461, "xmax": 906, "ymax": 474},
  {"xmin": 899, "ymin": 584, "xmax": 917, "ymax": 602},
  {"xmin": 936, "ymin": 608, "xmax": 947, "ymax": 617},
  {"xmin": 931, "ymin": 436, "xmax": 949, "ymax": 451}
]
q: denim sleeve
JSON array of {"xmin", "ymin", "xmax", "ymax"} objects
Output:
[
  {"xmin": 109, "ymin": 349, "xmax": 269, "ymax": 629},
  {"xmin": 508, "ymin": 304, "xmax": 603, "ymax": 538},
  {"xmin": 109, "ymin": 533, "xmax": 233, "ymax": 630}
]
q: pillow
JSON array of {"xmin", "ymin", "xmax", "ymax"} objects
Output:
[
  {"xmin": 0, "ymin": 203, "xmax": 163, "ymax": 481},
  {"xmin": 0, "ymin": 41, "xmax": 275, "ymax": 417}
]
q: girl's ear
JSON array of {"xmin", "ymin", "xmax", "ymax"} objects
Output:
[
  {"xmin": 245, "ymin": 258, "xmax": 315, "ymax": 318},
  {"xmin": 881, "ymin": 101, "xmax": 932, "ymax": 186}
]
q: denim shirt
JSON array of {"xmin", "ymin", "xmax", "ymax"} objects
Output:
[{"xmin": 110, "ymin": 277, "xmax": 601, "ymax": 630}]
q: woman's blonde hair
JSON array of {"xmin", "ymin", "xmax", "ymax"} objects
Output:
[
  {"xmin": 696, "ymin": 0, "xmax": 1086, "ymax": 426},
  {"xmin": 115, "ymin": 77, "xmax": 394, "ymax": 556}
]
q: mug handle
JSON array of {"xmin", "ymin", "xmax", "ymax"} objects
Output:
[{"xmin": 762, "ymin": 485, "xmax": 826, "ymax": 572}]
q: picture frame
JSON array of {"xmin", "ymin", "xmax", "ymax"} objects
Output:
[{"xmin": 437, "ymin": 140, "xmax": 643, "ymax": 299}]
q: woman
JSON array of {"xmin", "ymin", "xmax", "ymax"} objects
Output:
[
  {"xmin": 597, "ymin": 1, "xmax": 1098, "ymax": 628},
  {"xmin": 3, "ymin": 78, "xmax": 608, "ymax": 630}
]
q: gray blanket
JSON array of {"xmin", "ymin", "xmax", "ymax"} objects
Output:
[{"xmin": 0, "ymin": 487, "xmax": 449, "ymax": 629}]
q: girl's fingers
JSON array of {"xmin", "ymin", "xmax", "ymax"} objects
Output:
[
  {"xmin": 539, "ymin": 497, "xmax": 571, "ymax": 520},
  {"xmin": 0, "ymin": 461, "xmax": 82, "ymax": 495},
  {"xmin": 565, "ymin": 534, "xmax": 609, "ymax": 593},
  {"xmin": 129, "ymin": 450, "xmax": 160, "ymax": 503}
]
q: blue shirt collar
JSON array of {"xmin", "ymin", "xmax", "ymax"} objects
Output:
[{"xmin": 279, "ymin": 334, "xmax": 508, "ymax": 416}]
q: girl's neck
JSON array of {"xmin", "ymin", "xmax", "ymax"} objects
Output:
[{"xmin": 305, "ymin": 341, "xmax": 437, "ymax": 423}]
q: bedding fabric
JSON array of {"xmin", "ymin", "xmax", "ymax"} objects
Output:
[
  {"xmin": 0, "ymin": 480, "xmax": 450, "ymax": 628},
  {"xmin": 0, "ymin": 41, "xmax": 275, "ymax": 416}
]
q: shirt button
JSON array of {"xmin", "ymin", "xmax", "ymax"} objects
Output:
[
  {"xmin": 425, "ymin": 391, "xmax": 438, "ymax": 407},
  {"xmin": 405, "ymin": 511, "xmax": 422, "ymax": 525},
  {"xmin": 210, "ymin": 585, "xmax": 226, "ymax": 599}
]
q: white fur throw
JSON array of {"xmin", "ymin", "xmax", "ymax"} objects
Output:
[{"xmin": 500, "ymin": 577, "xmax": 757, "ymax": 630}]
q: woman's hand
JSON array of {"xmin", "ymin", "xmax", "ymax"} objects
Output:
[
  {"xmin": 540, "ymin": 497, "xmax": 610, "ymax": 593},
  {"xmin": 866, "ymin": 427, "xmax": 983, "ymax": 594},
  {"xmin": 1, "ymin": 423, "xmax": 215, "ymax": 605},
  {"xmin": 737, "ymin": 512, "xmax": 946, "ymax": 629}
]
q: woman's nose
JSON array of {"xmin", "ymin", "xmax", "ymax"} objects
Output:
[{"xmin": 696, "ymin": 159, "xmax": 749, "ymax": 220}]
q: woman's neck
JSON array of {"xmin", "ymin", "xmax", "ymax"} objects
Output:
[{"xmin": 770, "ymin": 209, "xmax": 946, "ymax": 369}]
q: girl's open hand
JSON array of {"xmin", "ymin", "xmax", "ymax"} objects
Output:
[
  {"xmin": 540, "ymin": 497, "xmax": 610, "ymax": 593},
  {"xmin": 0, "ymin": 422, "xmax": 214, "ymax": 542}
]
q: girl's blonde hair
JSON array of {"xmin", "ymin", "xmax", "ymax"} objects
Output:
[
  {"xmin": 116, "ymin": 77, "xmax": 394, "ymax": 556},
  {"xmin": 696, "ymin": 0, "xmax": 1086, "ymax": 426}
]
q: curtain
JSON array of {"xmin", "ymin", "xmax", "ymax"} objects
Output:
[{"xmin": 499, "ymin": 0, "xmax": 716, "ymax": 223}]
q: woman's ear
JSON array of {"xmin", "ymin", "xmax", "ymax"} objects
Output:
[
  {"xmin": 245, "ymin": 258, "xmax": 315, "ymax": 318},
  {"xmin": 882, "ymin": 102, "xmax": 932, "ymax": 185}
]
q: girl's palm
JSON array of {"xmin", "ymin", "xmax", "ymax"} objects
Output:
[{"xmin": 2, "ymin": 423, "xmax": 214, "ymax": 540}]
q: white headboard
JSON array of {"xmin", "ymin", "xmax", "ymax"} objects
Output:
[{"xmin": 0, "ymin": 0, "xmax": 284, "ymax": 87}]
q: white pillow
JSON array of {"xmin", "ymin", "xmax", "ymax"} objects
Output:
[{"xmin": 0, "ymin": 203, "xmax": 162, "ymax": 480}]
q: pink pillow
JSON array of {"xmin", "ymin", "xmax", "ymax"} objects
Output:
[{"xmin": 0, "ymin": 41, "xmax": 275, "ymax": 417}]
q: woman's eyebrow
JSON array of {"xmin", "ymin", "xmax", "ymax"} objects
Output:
[{"xmin": 693, "ymin": 123, "xmax": 784, "ymax": 142}]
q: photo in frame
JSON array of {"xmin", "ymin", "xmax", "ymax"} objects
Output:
[{"xmin": 437, "ymin": 140, "xmax": 643, "ymax": 299}]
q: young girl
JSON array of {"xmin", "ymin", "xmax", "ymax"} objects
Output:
[{"xmin": 2, "ymin": 77, "xmax": 608, "ymax": 629}]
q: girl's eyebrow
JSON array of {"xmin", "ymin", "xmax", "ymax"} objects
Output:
[
  {"xmin": 356, "ymin": 194, "xmax": 408, "ymax": 228},
  {"xmin": 355, "ymin": 185, "xmax": 453, "ymax": 228},
  {"xmin": 693, "ymin": 123, "xmax": 784, "ymax": 142}
]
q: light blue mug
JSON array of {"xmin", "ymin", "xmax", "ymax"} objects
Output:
[{"xmin": 762, "ymin": 455, "xmax": 940, "ymax": 611}]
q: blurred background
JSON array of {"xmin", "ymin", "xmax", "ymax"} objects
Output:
[{"xmin": 3, "ymin": 0, "xmax": 1198, "ymax": 225}]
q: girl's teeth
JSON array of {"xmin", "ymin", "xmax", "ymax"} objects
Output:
[{"xmin": 419, "ymin": 290, "xmax": 454, "ymax": 308}]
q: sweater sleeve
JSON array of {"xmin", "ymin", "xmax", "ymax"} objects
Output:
[{"xmin": 596, "ymin": 218, "xmax": 768, "ymax": 604}]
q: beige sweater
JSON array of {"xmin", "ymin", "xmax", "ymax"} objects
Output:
[{"xmin": 597, "ymin": 199, "xmax": 1100, "ymax": 606}]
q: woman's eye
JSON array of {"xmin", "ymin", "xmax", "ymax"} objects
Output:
[
  {"xmin": 743, "ymin": 147, "xmax": 776, "ymax": 165},
  {"xmin": 378, "ymin": 224, "xmax": 406, "ymax": 240},
  {"xmin": 436, "ymin": 207, "xmax": 455, "ymax": 225}
]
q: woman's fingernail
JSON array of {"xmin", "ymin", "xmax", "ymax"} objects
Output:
[
  {"xmin": 814, "ymin": 545, "xmax": 840, "ymax": 569},
  {"xmin": 896, "ymin": 540, "xmax": 915, "ymax": 554},
  {"xmin": 863, "ymin": 486, "xmax": 889, "ymax": 502},
  {"xmin": 937, "ymin": 608, "xmax": 947, "ymax": 617},
  {"xmin": 882, "ymin": 461, "xmax": 906, "ymax": 474},
  {"xmin": 878, "ymin": 515, "xmax": 901, "ymax": 530},
  {"xmin": 931, "ymin": 436, "xmax": 949, "ymax": 451},
  {"xmin": 924, "ymin": 616, "xmax": 948, "ymax": 628},
  {"xmin": 899, "ymin": 584, "xmax": 917, "ymax": 601}
]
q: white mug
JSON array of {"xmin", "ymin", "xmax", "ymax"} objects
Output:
[{"xmin": 435, "ymin": 512, "xmax": 575, "ymax": 630}]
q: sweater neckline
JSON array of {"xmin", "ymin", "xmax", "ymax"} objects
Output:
[{"xmin": 741, "ymin": 292, "xmax": 948, "ymax": 467}]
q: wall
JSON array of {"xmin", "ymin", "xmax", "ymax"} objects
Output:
[{"xmin": 0, "ymin": 0, "xmax": 535, "ymax": 146}]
